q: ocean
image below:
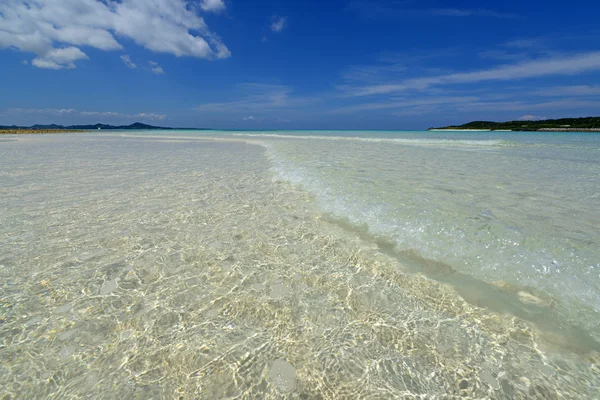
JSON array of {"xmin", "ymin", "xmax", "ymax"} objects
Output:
[{"xmin": 1, "ymin": 130, "xmax": 599, "ymax": 398}]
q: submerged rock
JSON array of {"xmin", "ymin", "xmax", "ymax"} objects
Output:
[{"xmin": 269, "ymin": 359, "xmax": 296, "ymax": 393}]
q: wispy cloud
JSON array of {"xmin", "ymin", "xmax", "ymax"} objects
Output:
[
  {"xmin": 330, "ymin": 96, "xmax": 600, "ymax": 120},
  {"xmin": 332, "ymin": 46, "xmax": 600, "ymax": 119},
  {"xmin": 342, "ymin": 52, "xmax": 600, "ymax": 97},
  {"xmin": 120, "ymin": 55, "xmax": 137, "ymax": 69},
  {"xmin": 271, "ymin": 16, "xmax": 287, "ymax": 32},
  {"xmin": 4, "ymin": 108, "xmax": 166, "ymax": 121},
  {"xmin": 195, "ymin": 83, "xmax": 317, "ymax": 115},
  {"xmin": 454, "ymin": 99, "xmax": 600, "ymax": 112},
  {"xmin": 341, "ymin": 63, "xmax": 407, "ymax": 83},
  {"xmin": 505, "ymin": 38, "xmax": 544, "ymax": 49},
  {"xmin": 532, "ymin": 85, "xmax": 600, "ymax": 97},
  {"xmin": 149, "ymin": 61, "xmax": 165, "ymax": 74},
  {"xmin": 345, "ymin": 0, "xmax": 410, "ymax": 20},
  {"xmin": 243, "ymin": 116, "xmax": 256, "ymax": 121},
  {"xmin": 518, "ymin": 114, "xmax": 547, "ymax": 121},
  {"xmin": 200, "ymin": 0, "xmax": 226, "ymax": 13},
  {"xmin": 478, "ymin": 37, "xmax": 553, "ymax": 61},
  {"xmin": 346, "ymin": 1, "xmax": 517, "ymax": 20},
  {"xmin": 0, "ymin": 0, "xmax": 230, "ymax": 69},
  {"xmin": 431, "ymin": 9, "xmax": 518, "ymax": 19},
  {"xmin": 328, "ymin": 96, "xmax": 479, "ymax": 114}
]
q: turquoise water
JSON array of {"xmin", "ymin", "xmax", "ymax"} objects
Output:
[
  {"xmin": 1, "ymin": 130, "xmax": 599, "ymax": 398},
  {"xmin": 224, "ymin": 130, "xmax": 600, "ymax": 332}
]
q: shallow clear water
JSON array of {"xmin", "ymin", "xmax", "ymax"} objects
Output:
[
  {"xmin": 1, "ymin": 131, "xmax": 599, "ymax": 398},
  {"xmin": 231, "ymin": 131, "xmax": 600, "ymax": 335}
]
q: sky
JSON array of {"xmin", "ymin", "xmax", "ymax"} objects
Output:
[{"xmin": 1, "ymin": 0, "xmax": 600, "ymax": 130}]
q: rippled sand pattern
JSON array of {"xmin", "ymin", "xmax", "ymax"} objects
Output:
[{"xmin": 1, "ymin": 135, "xmax": 599, "ymax": 398}]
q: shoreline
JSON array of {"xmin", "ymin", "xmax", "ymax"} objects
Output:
[
  {"xmin": 428, "ymin": 128, "xmax": 493, "ymax": 132},
  {"xmin": 537, "ymin": 128, "xmax": 600, "ymax": 132},
  {"xmin": 0, "ymin": 129, "xmax": 87, "ymax": 134},
  {"xmin": 429, "ymin": 128, "xmax": 600, "ymax": 132}
]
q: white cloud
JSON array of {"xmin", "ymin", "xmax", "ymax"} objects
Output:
[
  {"xmin": 149, "ymin": 61, "xmax": 165, "ymax": 74},
  {"xmin": 341, "ymin": 63, "xmax": 408, "ymax": 83},
  {"xmin": 271, "ymin": 16, "xmax": 287, "ymax": 32},
  {"xmin": 200, "ymin": 0, "xmax": 226, "ymax": 12},
  {"xmin": 0, "ymin": 0, "xmax": 230, "ymax": 69},
  {"xmin": 518, "ymin": 114, "xmax": 546, "ymax": 121},
  {"xmin": 431, "ymin": 8, "xmax": 473, "ymax": 16},
  {"xmin": 134, "ymin": 112, "xmax": 167, "ymax": 120},
  {"xmin": 6, "ymin": 108, "xmax": 166, "ymax": 120},
  {"xmin": 346, "ymin": 2, "xmax": 516, "ymax": 21},
  {"xmin": 532, "ymin": 85, "xmax": 600, "ymax": 97},
  {"xmin": 453, "ymin": 99, "xmax": 600, "ymax": 112},
  {"xmin": 30, "ymin": 46, "xmax": 88, "ymax": 69},
  {"xmin": 243, "ymin": 116, "xmax": 256, "ymax": 121},
  {"xmin": 431, "ymin": 9, "xmax": 517, "ymax": 18},
  {"xmin": 344, "ymin": 52, "xmax": 600, "ymax": 96},
  {"xmin": 328, "ymin": 96, "xmax": 479, "ymax": 114},
  {"xmin": 31, "ymin": 59, "xmax": 63, "ymax": 69},
  {"xmin": 121, "ymin": 54, "xmax": 136, "ymax": 69},
  {"xmin": 195, "ymin": 83, "xmax": 317, "ymax": 114}
]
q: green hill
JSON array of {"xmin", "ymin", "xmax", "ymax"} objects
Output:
[{"xmin": 431, "ymin": 117, "xmax": 600, "ymax": 131}]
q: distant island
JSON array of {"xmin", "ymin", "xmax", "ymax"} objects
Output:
[
  {"xmin": 0, "ymin": 122, "xmax": 182, "ymax": 134},
  {"xmin": 430, "ymin": 117, "xmax": 600, "ymax": 132}
]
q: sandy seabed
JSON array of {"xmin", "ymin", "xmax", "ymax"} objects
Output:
[{"xmin": 0, "ymin": 135, "xmax": 598, "ymax": 399}]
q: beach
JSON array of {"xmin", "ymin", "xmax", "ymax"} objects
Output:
[{"xmin": 1, "ymin": 131, "xmax": 599, "ymax": 398}]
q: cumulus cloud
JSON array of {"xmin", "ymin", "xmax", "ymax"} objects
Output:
[
  {"xmin": 0, "ymin": 0, "xmax": 230, "ymax": 69},
  {"xmin": 31, "ymin": 46, "xmax": 88, "ymax": 69},
  {"xmin": 200, "ymin": 0, "xmax": 226, "ymax": 12},
  {"xmin": 243, "ymin": 116, "xmax": 256, "ymax": 121},
  {"xmin": 271, "ymin": 16, "xmax": 287, "ymax": 32},
  {"xmin": 120, "ymin": 54, "xmax": 136, "ymax": 69}
]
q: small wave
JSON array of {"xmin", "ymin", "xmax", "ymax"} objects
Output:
[{"xmin": 232, "ymin": 133, "xmax": 513, "ymax": 147}]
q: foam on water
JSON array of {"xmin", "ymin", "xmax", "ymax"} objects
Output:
[{"xmin": 232, "ymin": 132, "xmax": 510, "ymax": 147}]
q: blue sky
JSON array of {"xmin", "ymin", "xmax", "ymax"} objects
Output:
[{"xmin": 1, "ymin": 0, "xmax": 600, "ymax": 129}]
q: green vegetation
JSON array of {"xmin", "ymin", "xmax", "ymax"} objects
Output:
[{"xmin": 431, "ymin": 117, "xmax": 600, "ymax": 131}]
